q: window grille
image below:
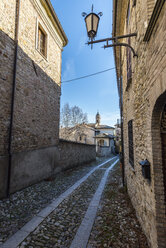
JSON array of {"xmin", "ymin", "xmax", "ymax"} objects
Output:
[{"xmin": 128, "ymin": 120, "xmax": 134, "ymax": 167}]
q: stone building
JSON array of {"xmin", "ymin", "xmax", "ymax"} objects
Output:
[
  {"xmin": 59, "ymin": 124, "xmax": 96, "ymax": 145},
  {"xmin": 0, "ymin": 0, "xmax": 68, "ymax": 198},
  {"xmin": 94, "ymin": 133, "xmax": 115, "ymax": 157},
  {"xmin": 114, "ymin": 119, "xmax": 121, "ymax": 153},
  {"xmin": 88, "ymin": 112, "xmax": 115, "ymax": 135},
  {"xmin": 88, "ymin": 112, "xmax": 115, "ymax": 156},
  {"xmin": 113, "ymin": 0, "xmax": 166, "ymax": 247}
]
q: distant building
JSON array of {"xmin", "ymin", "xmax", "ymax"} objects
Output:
[
  {"xmin": 88, "ymin": 112, "xmax": 115, "ymax": 157},
  {"xmin": 114, "ymin": 119, "xmax": 121, "ymax": 153},
  {"xmin": 94, "ymin": 133, "xmax": 115, "ymax": 157},
  {"xmin": 60, "ymin": 124, "xmax": 95, "ymax": 145},
  {"xmin": 60, "ymin": 112, "xmax": 116, "ymax": 157},
  {"xmin": 88, "ymin": 112, "xmax": 115, "ymax": 135}
]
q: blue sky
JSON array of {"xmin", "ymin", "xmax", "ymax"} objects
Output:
[{"xmin": 52, "ymin": 0, "xmax": 120, "ymax": 126}]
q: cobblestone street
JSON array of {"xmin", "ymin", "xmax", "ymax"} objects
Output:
[{"xmin": 0, "ymin": 156, "xmax": 149, "ymax": 248}]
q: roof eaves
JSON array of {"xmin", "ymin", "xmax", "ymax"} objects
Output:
[{"xmin": 44, "ymin": 0, "xmax": 68, "ymax": 46}]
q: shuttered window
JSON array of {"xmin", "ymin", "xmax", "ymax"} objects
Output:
[
  {"xmin": 128, "ymin": 120, "xmax": 134, "ymax": 167},
  {"xmin": 127, "ymin": 38, "xmax": 132, "ymax": 85},
  {"xmin": 38, "ymin": 26, "xmax": 47, "ymax": 57}
]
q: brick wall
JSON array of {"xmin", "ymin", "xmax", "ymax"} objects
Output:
[
  {"xmin": 0, "ymin": 0, "xmax": 66, "ymax": 197},
  {"xmin": 123, "ymin": 3, "xmax": 166, "ymax": 248},
  {"xmin": 114, "ymin": 1, "xmax": 166, "ymax": 247},
  {"xmin": 0, "ymin": 0, "xmax": 64, "ymax": 154}
]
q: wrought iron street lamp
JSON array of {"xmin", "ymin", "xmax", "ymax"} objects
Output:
[
  {"xmin": 82, "ymin": 5, "xmax": 138, "ymax": 57},
  {"xmin": 82, "ymin": 5, "xmax": 103, "ymax": 49},
  {"xmin": 82, "ymin": 5, "xmax": 138, "ymax": 186}
]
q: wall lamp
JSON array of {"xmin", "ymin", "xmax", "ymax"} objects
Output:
[{"xmin": 82, "ymin": 5, "xmax": 138, "ymax": 57}]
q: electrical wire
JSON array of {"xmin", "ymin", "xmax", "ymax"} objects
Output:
[{"xmin": 61, "ymin": 67, "xmax": 116, "ymax": 83}]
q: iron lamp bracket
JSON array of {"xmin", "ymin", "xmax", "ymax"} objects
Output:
[{"xmin": 87, "ymin": 33, "xmax": 138, "ymax": 57}]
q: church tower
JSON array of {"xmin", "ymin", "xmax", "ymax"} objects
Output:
[{"xmin": 96, "ymin": 112, "xmax": 101, "ymax": 126}]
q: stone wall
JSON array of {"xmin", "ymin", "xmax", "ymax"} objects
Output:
[
  {"xmin": 0, "ymin": 31, "xmax": 15, "ymax": 156},
  {"xmin": 0, "ymin": 0, "xmax": 16, "ymax": 40},
  {"xmin": 57, "ymin": 139, "xmax": 96, "ymax": 172},
  {"xmin": 0, "ymin": 0, "xmax": 65, "ymax": 154},
  {"xmin": 0, "ymin": 0, "xmax": 67, "ymax": 198},
  {"xmin": 0, "ymin": 30, "xmax": 61, "ymax": 151},
  {"xmin": 0, "ymin": 140, "xmax": 96, "ymax": 198},
  {"xmin": 113, "ymin": 1, "xmax": 166, "ymax": 247}
]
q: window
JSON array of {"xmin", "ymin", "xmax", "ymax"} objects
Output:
[
  {"xmin": 126, "ymin": 1, "xmax": 130, "ymax": 27},
  {"xmin": 128, "ymin": 120, "xmax": 134, "ymax": 167},
  {"xmin": 147, "ymin": 0, "xmax": 157, "ymax": 22},
  {"xmin": 127, "ymin": 38, "xmax": 132, "ymax": 86},
  {"xmin": 37, "ymin": 25, "xmax": 47, "ymax": 57},
  {"xmin": 126, "ymin": 1, "xmax": 132, "ymax": 87},
  {"xmin": 95, "ymin": 130, "xmax": 100, "ymax": 136},
  {"xmin": 98, "ymin": 140, "xmax": 104, "ymax": 146},
  {"xmin": 133, "ymin": 0, "xmax": 136, "ymax": 7}
]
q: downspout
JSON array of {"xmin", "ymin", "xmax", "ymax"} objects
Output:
[
  {"xmin": 7, "ymin": 0, "xmax": 21, "ymax": 197},
  {"xmin": 113, "ymin": 0, "xmax": 125, "ymax": 186},
  {"xmin": 119, "ymin": 47, "xmax": 125, "ymax": 186}
]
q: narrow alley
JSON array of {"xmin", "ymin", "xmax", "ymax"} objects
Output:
[{"xmin": 0, "ymin": 157, "xmax": 148, "ymax": 248}]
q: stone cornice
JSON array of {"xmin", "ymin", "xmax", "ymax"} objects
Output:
[
  {"xmin": 41, "ymin": 0, "xmax": 68, "ymax": 46},
  {"xmin": 144, "ymin": 0, "xmax": 165, "ymax": 42},
  {"xmin": 30, "ymin": 0, "xmax": 68, "ymax": 49}
]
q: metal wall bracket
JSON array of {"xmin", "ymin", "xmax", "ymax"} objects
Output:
[{"xmin": 87, "ymin": 33, "xmax": 138, "ymax": 57}]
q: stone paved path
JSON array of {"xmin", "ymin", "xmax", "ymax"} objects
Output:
[
  {"xmin": 0, "ymin": 156, "xmax": 149, "ymax": 248},
  {"xmin": 0, "ymin": 157, "xmax": 111, "ymax": 244}
]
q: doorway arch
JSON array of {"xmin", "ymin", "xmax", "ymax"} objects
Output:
[{"xmin": 151, "ymin": 91, "xmax": 166, "ymax": 247}]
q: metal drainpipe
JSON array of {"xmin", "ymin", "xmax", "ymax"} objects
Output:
[
  {"xmin": 7, "ymin": 0, "xmax": 21, "ymax": 197},
  {"xmin": 119, "ymin": 47, "xmax": 125, "ymax": 187}
]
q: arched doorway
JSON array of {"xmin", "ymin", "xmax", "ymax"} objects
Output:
[
  {"xmin": 152, "ymin": 92, "xmax": 166, "ymax": 247},
  {"xmin": 98, "ymin": 139, "xmax": 105, "ymax": 146}
]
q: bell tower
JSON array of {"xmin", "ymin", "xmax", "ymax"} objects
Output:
[{"xmin": 96, "ymin": 112, "xmax": 101, "ymax": 126}]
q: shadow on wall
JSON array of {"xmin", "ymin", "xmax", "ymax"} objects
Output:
[
  {"xmin": 0, "ymin": 29, "xmax": 61, "ymax": 198},
  {"xmin": 0, "ymin": 30, "xmax": 96, "ymax": 199}
]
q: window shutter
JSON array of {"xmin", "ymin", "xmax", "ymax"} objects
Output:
[
  {"xmin": 127, "ymin": 38, "xmax": 132, "ymax": 86},
  {"xmin": 128, "ymin": 120, "xmax": 134, "ymax": 167},
  {"xmin": 147, "ymin": 0, "xmax": 156, "ymax": 21}
]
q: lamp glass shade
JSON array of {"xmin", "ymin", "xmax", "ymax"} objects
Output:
[
  {"xmin": 85, "ymin": 14, "xmax": 92, "ymax": 34},
  {"xmin": 85, "ymin": 13, "xmax": 100, "ymax": 39},
  {"xmin": 93, "ymin": 14, "xmax": 99, "ymax": 34}
]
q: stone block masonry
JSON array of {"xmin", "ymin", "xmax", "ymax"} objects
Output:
[
  {"xmin": 113, "ymin": 1, "xmax": 166, "ymax": 247},
  {"xmin": 57, "ymin": 140, "xmax": 96, "ymax": 173},
  {"xmin": 0, "ymin": 30, "xmax": 61, "ymax": 197},
  {"xmin": 0, "ymin": 31, "xmax": 96, "ymax": 198},
  {"xmin": 0, "ymin": 140, "xmax": 96, "ymax": 196},
  {"xmin": 0, "ymin": 0, "xmax": 68, "ymax": 198}
]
